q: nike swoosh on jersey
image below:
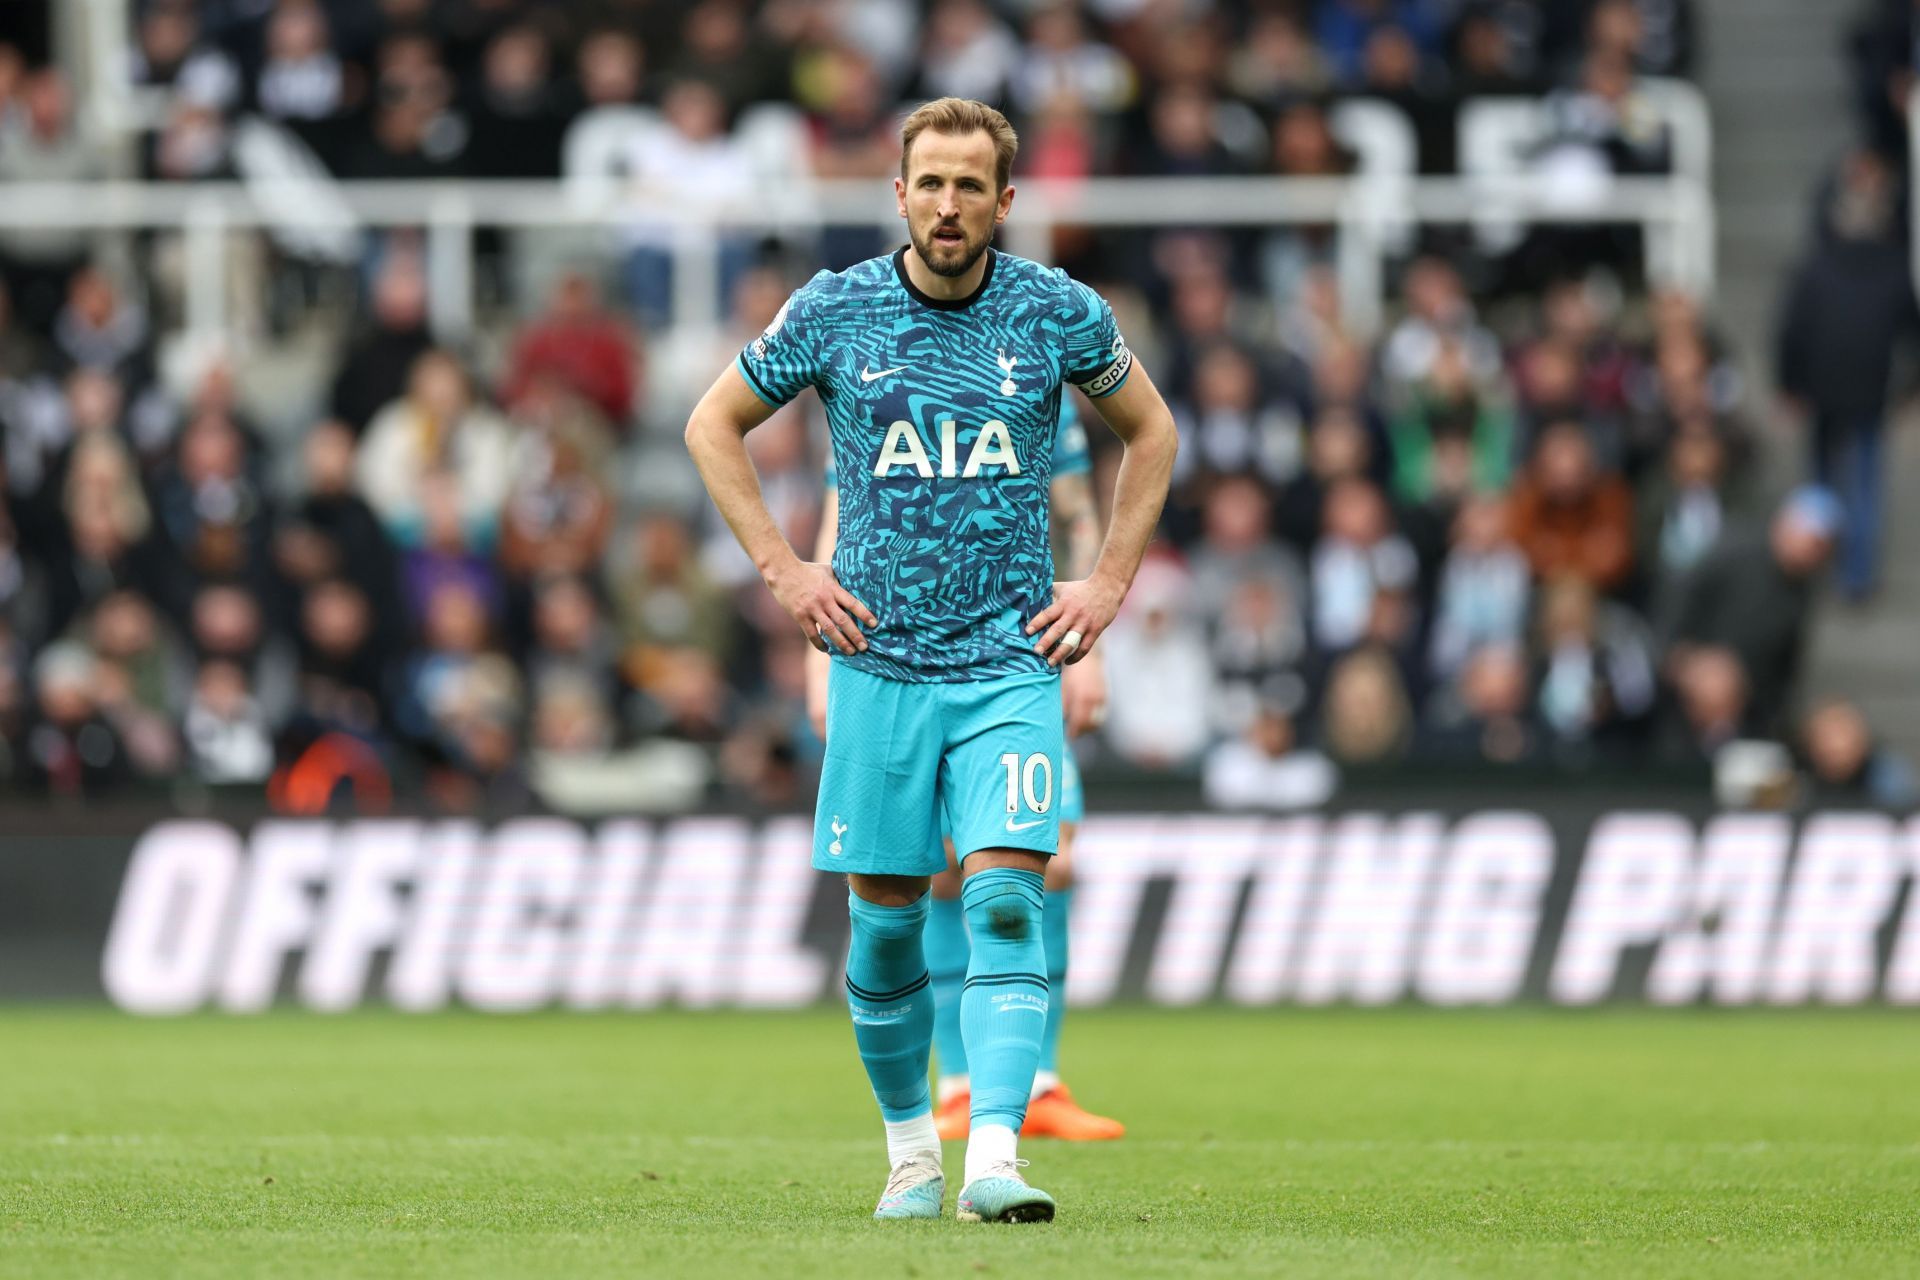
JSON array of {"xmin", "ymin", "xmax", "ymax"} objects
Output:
[
  {"xmin": 1005, "ymin": 817, "xmax": 1047, "ymax": 832},
  {"xmin": 860, "ymin": 365, "xmax": 909, "ymax": 382}
]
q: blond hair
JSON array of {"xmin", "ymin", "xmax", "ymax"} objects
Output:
[{"xmin": 900, "ymin": 97, "xmax": 1019, "ymax": 191}]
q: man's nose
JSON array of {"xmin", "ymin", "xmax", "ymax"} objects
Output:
[{"xmin": 937, "ymin": 188, "xmax": 960, "ymax": 218}]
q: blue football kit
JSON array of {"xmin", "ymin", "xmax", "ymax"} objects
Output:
[{"xmin": 738, "ymin": 247, "xmax": 1129, "ymax": 873}]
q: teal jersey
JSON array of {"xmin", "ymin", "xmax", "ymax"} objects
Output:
[
  {"xmin": 740, "ymin": 248, "xmax": 1130, "ymax": 683},
  {"xmin": 823, "ymin": 393, "xmax": 1091, "ymax": 491}
]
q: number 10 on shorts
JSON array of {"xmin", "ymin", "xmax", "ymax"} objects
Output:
[{"xmin": 1000, "ymin": 752, "xmax": 1053, "ymax": 814}]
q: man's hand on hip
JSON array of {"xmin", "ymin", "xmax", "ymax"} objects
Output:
[
  {"xmin": 767, "ymin": 557, "xmax": 878, "ymax": 656},
  {"xmin": 1028, "ymin": 575, "xmax": 1125, "ymax": 668}
]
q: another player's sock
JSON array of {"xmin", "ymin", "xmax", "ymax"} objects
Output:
[
  {"xmin": 1035, "ymin": 884, "xmax": 1073, "ymax": 1085},
  {"xmin": 845, "ymin": 891, "xmax": 936, "ymax": 1142},
  {"xmin": 959, "ymin": 867, "xmax": 1048, "ymax": 1143},
  {"xmin": 923, "ymin": 892, "xmax": 971, "ymax": 1081}
]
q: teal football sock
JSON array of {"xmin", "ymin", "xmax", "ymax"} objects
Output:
[
  {"xmin": 959, "ymin": 868, "xmax": 1048, "ymax": 1132},
  {"xmin": 845, "ymin": 891, "xmax": 934, "ymax": 1123},
  {"xmin": 923, "ymin": 893, "xmax": 971, "ymax": 1080},
  {"xmin": 1037, "ymin": 886, "xmax": 1073, "ymax": 1076}
]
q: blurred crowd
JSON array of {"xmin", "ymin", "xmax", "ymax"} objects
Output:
[{"xmin": 0, "ymin": 0, "xmax": 1914, "ymax": 814}]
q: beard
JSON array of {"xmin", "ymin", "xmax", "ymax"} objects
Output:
[{"xmin": 909, "ymin": 218, "xmax": 991, "ymax": 278}]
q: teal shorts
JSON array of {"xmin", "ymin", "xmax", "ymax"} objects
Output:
[
  {"xmin": 936, "ymin": 746, "xmax": 1082, "ymax": 858},
  {"xmin": 815, "ymin": 663, "xmax": 1065, "ymax": 875}
]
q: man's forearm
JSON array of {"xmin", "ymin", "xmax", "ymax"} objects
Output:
[
  {"xmin": 1051, "ymin": 473, "xmax": 1103, "ymax": 581},
  {"xmin": 1090, "ymin": 416, "xmax": 1176, "ymax": 590},
  {"xmin": 685, "ymin": 413, "xmax": 797, "ymax": 578}
]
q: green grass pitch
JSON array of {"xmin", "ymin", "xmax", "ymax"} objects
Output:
[{"xmin": 4, "ymin": 1006, "xmax": 1920, "ymax": 1278}]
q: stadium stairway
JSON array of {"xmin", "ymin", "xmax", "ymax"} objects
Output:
[{"xmin": 1696, "ymin": 0, "xmax": 1920, "ymax": 756}]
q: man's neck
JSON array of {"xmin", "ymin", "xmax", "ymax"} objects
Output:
[{"xmin": 903, "ymin": 246, "xmax": 990, "ymax": 302}]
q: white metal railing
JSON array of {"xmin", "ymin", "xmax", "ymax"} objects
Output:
[{"xmin": 0, "ymin": 173, "xmax": 1714, "ymax": 344}]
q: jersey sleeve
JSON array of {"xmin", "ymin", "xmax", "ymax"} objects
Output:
[
  {"xmin": 1050, "ymin": 394, "xmax": 1092, "ymax": 478},
  {"xmin": 1060, "ymin": 277, "xmax": 1133, "ymax": 399},
  {"xmin": 735, "ymin": 271, "xmax": 831, "ymax": 408}
]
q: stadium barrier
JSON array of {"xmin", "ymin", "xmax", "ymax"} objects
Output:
[
  {"xmin": 0, "ymin": 170, "xmax": 1713, "ymax": 344},
  {"xmin": 4, "ymin": 803, "xmax": 1916, "ymax": 1011}
]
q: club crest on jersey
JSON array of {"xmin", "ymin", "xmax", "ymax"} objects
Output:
[
  {"xmin": 996, "ymin": 348, "xmax": 1019, "ymax": 396},
  {"xmin": 872, "ymin": 418, "xmax": 1021, "ymax": 478}
]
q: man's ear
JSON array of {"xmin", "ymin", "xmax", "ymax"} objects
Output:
[
  {"xmin": 894, "ymin": 176, "xmax": 908, "ymax": 220},
  {"xmin": 996, "ymin": 182, "xmax": 1016, "ymax": 225}
]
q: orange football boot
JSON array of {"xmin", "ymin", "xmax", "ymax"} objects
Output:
[
  {"xmin": 934, "ymin": 1090, "xmax": 971, "ymax": 1141},
  {"xmin": 1021, "ymin": 1084, "xmax": 1126, "ymax": 1140}
]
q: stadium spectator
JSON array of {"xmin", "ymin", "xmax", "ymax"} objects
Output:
[
  {"xmin": 1664, "ymin": 486, "xmax": 1841, "ymax": 734},
  {"xmin": 1532, "ymin": 577, "xmax": 1656, "ymax": 750},
  {"xmin": 1800, "ymin": 697, "xmax": 1919, "ymax": 808},
  {"xmin": 1277, "ymin": 404, "xmax": 1375, "ymax": 553},
  {"xmin": 618, "ymin": 77, "xmax": 756, "ymax": 328},
  {"xmin": 498, "ymin": 397, "xmax": 617, "ymax": 586},
  {"xmin": 356, "ymin": 349, "xmax": 515, "ymax": 549},
  {"xmin": 399, "ymin": 470, "xmax": 505, "ymax": 635},
  {"xmin": 1318, "ymin": 644, "xmax": 1414, "ymax": 766},
  {"xmin": 50, "ymin": 267, "xmax": 152, "ymax": 387},
  {"xmin": 1171, "ymin": 341, "xmax": 1304, "ymax": 489},
  {"xmin": 463, "ymin": 23, "xmax": 565, "ymax": 179},
  {"xmin": 912, "ymin": 0, "xmax": 1021, "ymax": 106},
  {"xmin": 1314, "ymin": 0, "xmax": 1442, "ymax": 88},
  {"xmin": 1633, "ymin": 423, "xmax": 1755, "ymax": 613},
  {"xmin": 186, "ymin": 581, "xmax": 296, "ymax": 726},
  {"xmin": 1380, "ymin": 257, "xmax": 1502, "ymax": 399},
  {"xmin": 0, "ymin": 69, "xmax": 101, "ymax": 331},
  {"xmin": 500, "ymin": 272, "xmax": 638, "ymax": 428},
  {"xmin": 42, "ymin": 433, "xmax": 174, "ymax": 640},
  {"xmin": 346, "ymin": 59, "xmax": 466, "ymax": 180},
  {"xmin": 668, "ymin": 0, "xmax": 789, "ymax": 116},
  {"xmin": 1309, "ymin": 477, "xmax": 1418, "ymax": 654},
  {"xmin": 255, "ymin": 0, "xmax": 350, "ymax": 125},
  {"xmin": 572, "ymin": 28, "xmax": 647, "ymax": 110},
  {"xmin": 182, "ymin": 657, "xmax": 275, "ymax": 784},
  {"xmin": 1226, "ymin": 11, "xmax": 1333, "ymax": 109},
  {"xmin": 1011, "ymin": 3, "xmax": 1136, "ymax": 118},
  {"xmin": 1656, "ymin": 643, "xmax": 1749, "ymax": 765},
  {"xmin": 1102, "ymin": 561, "xmax": 1214, "ymax": 770},
  {"xmin": 25, "ymin": 640, "xmax": 130, "ymax": 795},
  {"xmin": 1509, "ymin": 421, "xmax": 1634, "ymax": 593},
  {"xmin": 129, "ymin": 0, "xmax": 240, "ymax": 112},
  {"xmin": 1428, "ymin": 495, "xmax": 1530, "ymax": 683},
  {"xmin": 1776, "ymin": 146, "xmax": 1919, "ymax": 603},
  {"xmin": 1450, "ymin": 3, "xmax": 1538, "ymax": 97},
  {"xmin": 293, "ymin": 576, "xmax": 389, "ymax": 741},
  {"xmin": 1203, "ymin": 694, "xmax": 1337, "ymax": 809},
  {"xmin": 80, "ymin": 589, "xmax": 183, "ymax": 779},
  {"xmin": 1209, "ymin": 573, "xmax": 1310, "ymax": 743},
  {"xmin": 329, "ymin": 246, "xmax": 434, "ymax": 436},
  {"xmin": 1385, "ymin": 337, "xmax": 1515, "ymax": 508},
  {"xmin": 1423, "ymin": 642, "xmax": 1542, "ymax": 766},
  {"xmin": 610, "ymin": 510, "xmax": 736, "ymax": 666},
  {"xmin": 153, "ymin": 408, "xmax": 274, "ymax": 589}
]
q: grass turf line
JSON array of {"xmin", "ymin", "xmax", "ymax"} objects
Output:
[{"xmin": 2, "ymin": 1007, "xmax": 1919, "ymax": 1278}]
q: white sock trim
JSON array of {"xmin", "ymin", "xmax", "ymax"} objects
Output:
[
  {"xmin": 1029, "ymin": 1070, "xmax": 1060, "ymax": 1100},
  {"xmin": 964, "ymin": 1123, "xmax": 1019, "ymax": 1185},
  {"xmin": 883, "ymin": 1112, "xmax": 941, "ymax": 1167}
]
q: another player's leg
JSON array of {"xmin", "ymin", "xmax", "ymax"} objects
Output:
[
  {"xmin": 1021, "ymin": 813, "xmax": 1126, "ymax": 1141},
  {"xmin": 954, "ymin": 848, "xmax": 1055, "ymax": 1223},
  {"xmin": 923, "ymin": 839, "xmax": 971, "ymax": 1140},
  {"xmin": 815, "ymin": 665, "xmax": 947, "ymax": 1219}
]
